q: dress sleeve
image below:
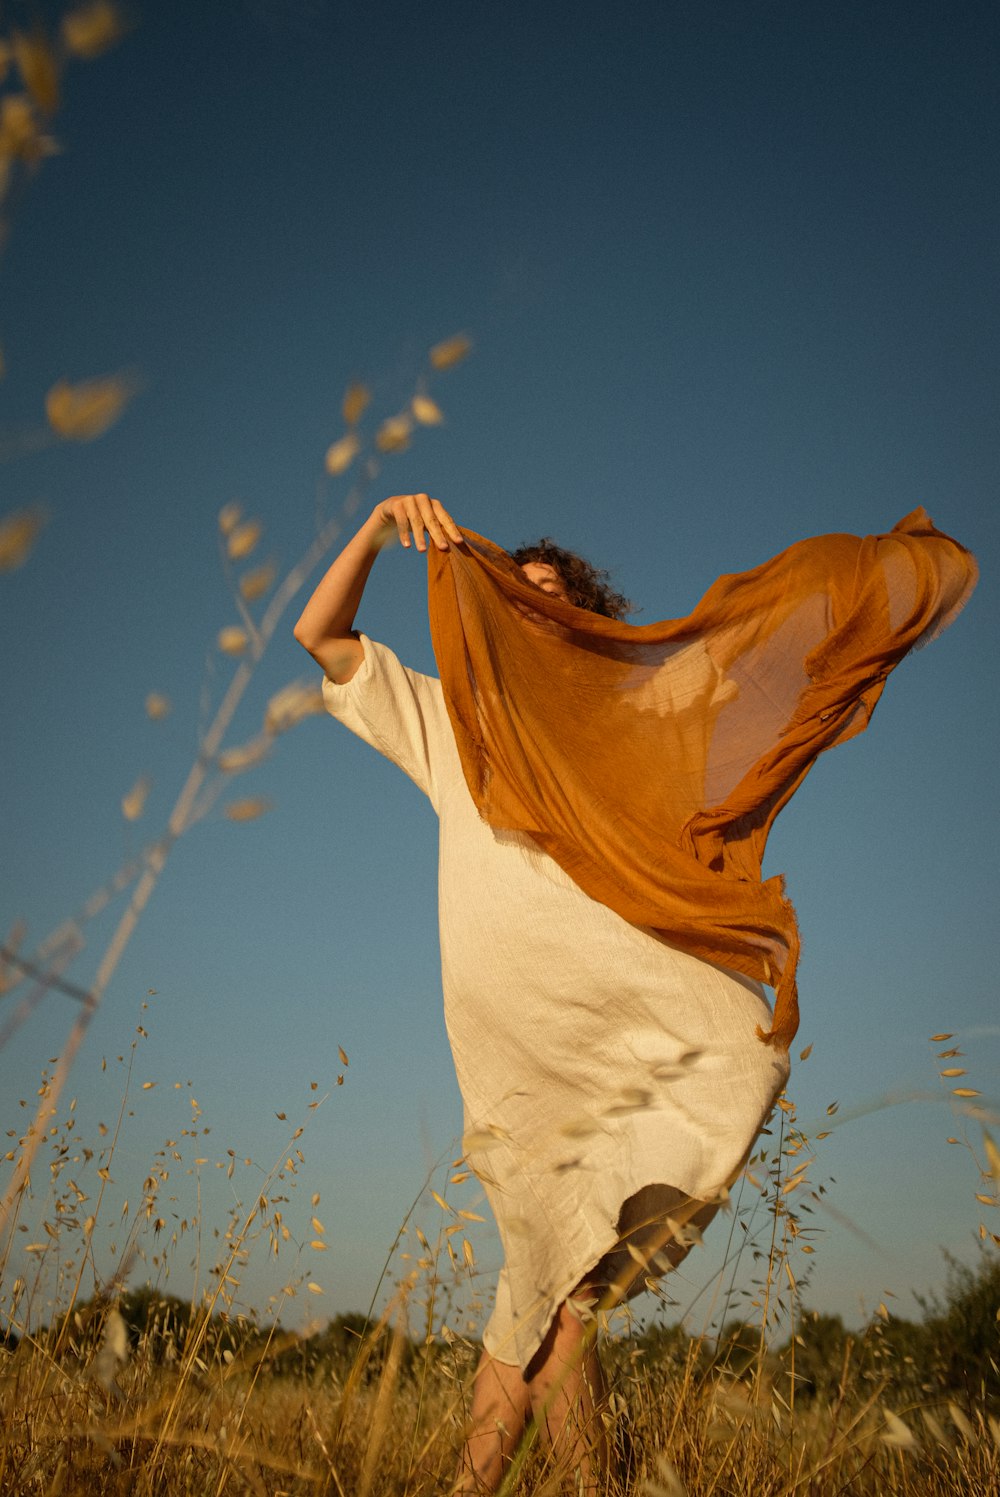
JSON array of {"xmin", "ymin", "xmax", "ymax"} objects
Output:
[{"xmin": 321, "ymin": 634, "xmax": 450, "ymax": 808}]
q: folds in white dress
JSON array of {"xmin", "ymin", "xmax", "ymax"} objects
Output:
[{"xmin": 323, "ymin": 636, "xmax": 789, "ymax": 1369}]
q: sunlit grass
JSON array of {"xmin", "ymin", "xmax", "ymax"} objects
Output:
[{"xmin": 1, "ymin": 1024, "xmax": 997, "ymax": 1495}]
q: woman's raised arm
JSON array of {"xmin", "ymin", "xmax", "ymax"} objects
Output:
[{"xmin": 293, "ymin": 493, "xmax": 463, "ymax": 682}]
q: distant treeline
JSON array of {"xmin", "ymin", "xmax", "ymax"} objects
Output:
[
  {"xmin": 9, "ymin": 1248, "xmax": 997, "ymax": 1407},
  {"xmin": 644, "ymin": 1249, "xmax": 999, "ymax": 1407}
]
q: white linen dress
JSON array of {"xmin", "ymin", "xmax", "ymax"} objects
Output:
[{"xmin": 323, "ymin": 635, "xmax": 790, "ymax": 1370}]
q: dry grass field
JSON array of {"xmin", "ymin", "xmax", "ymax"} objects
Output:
[
  {"xmin": 1, "ymin": 1053, "xmax": 997, "ymax": 1496},
  {"xmin": 1, "ymin": 1280, "xmax": 998, "ymax": 1496}
]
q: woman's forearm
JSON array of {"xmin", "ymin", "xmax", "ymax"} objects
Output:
[
  {"xmin": 293, "ymin": 494, "xmax": 463, "ymax": 682},
  {"xmin": 293, "ymin": 508, "xmax": 387, "ymax": 681}
]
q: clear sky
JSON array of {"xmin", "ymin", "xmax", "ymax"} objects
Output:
[{"xmin": 1, "ymin": 0, "xmax": 997, "ymax": 1340}]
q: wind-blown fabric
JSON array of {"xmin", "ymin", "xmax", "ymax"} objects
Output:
[
  {"xmin": 322, "ymin": 636, "xmax": 790, "ymax": 1366},
  {"xmin": 427, "ymin": 508, "xmax": 976, "ymax": 1049}
]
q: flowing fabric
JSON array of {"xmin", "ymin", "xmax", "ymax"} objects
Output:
[
  {"xmin": 322, "ymin": 638, "xmax": 790, "ymax": 1366},
  {"xmin": 427, "ymin": 508, "xmax": 977, "ymax": 1049}
]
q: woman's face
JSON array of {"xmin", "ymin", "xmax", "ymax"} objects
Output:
[{"xmin": 520, "ymin": 561, "xmax": 569, "ymax": 602}]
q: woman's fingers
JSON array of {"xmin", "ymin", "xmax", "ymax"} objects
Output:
[
  {"xmin": 392, "ymin": 497, "xmax": 416, "ymax": 549},
  {"xmin": 414, "ymin": 493, "xmax": 447, "ymax": 551},
  {"xmin": 432, "ymin": 499, "xmax": 465, "ymax": 547},
  {"xmin": 385, "ymin": 494, "xmax": 463, "ymax": 552}
]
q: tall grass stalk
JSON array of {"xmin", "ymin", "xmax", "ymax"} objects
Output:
[{"xmin": 1, "ymin": 340, "xmax": 470, "ymax": 1250}]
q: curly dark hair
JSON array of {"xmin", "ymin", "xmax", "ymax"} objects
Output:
[{"xmin": 510, "ymin": 537, "xmax": 633, "ymax": 621}]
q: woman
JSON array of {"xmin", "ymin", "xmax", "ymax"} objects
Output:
[{"xmin": 294, "ymin": 492, "xmax": 975, "ymax": 1492}]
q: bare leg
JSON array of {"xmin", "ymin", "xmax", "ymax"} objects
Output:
[
  {"xmin": 454, "ymin": 1349, "xmax": 531, "ymax": 1494},
  {"xmin": 525, "ymin": 1300, "xmax": 609, "ymax": 1494}
]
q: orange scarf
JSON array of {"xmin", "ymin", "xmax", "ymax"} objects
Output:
[{"xmin": 427, "ymin": 509, "xmax": 977, "ymax": 1048}]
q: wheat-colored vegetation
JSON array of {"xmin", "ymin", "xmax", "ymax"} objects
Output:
[
  {"xmin": 2, "ymin": 1289, "xmax": 997, "ymax": 1497},
  {"xmin": 0, "ymin": 0, "xmax": 471, "ymax": 1246},
  {"xmin": 1, "ymin": 1034, "xmax": 998, "ymax": 1495}
]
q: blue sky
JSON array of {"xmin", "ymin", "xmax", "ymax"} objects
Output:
[{"xmin": 1, "ymin": 0, "xmax": 997, "ymax": 1338}]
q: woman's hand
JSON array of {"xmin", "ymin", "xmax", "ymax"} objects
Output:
[
  {"xmin": 293, "ymin": 492, "xmax": 464, "ymax": 683},
  {"xmin": 372, "ymin": 493, "xmax": 464, "ymax": 553}
]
